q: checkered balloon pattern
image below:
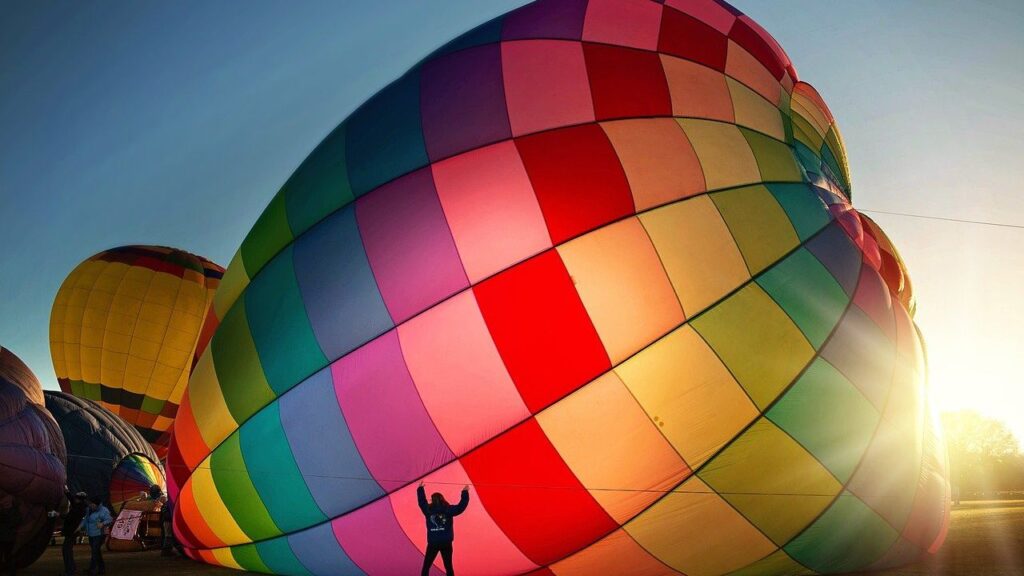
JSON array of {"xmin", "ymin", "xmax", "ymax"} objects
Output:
[{"xmin": 167, "ymin": 1, "xmax": 950, "ymax": 574}]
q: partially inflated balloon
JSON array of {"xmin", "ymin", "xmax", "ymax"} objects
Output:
[
  {"xmin": 170, "ymin": 1, "xmax": 948, "ymax": 574},
  {"xmin": 0, "ymin": 347, "xmax": 66, "ymax": 569},
  {"xmin": 45, "ymin": 391, "xmax": 165, "ymax": 512},
  {"xmin": 50, "ymin": 245, "xmax": 223, "ymax": 457}
]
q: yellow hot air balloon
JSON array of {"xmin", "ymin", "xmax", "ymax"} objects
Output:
[{"xmin": 50, "ymin": 245, "xmax": 223, "ymax": 457}]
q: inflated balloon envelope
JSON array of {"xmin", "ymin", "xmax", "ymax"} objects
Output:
[{"xmin": 168, "ymin": 1, "xmax": 950, "ymax": 574}]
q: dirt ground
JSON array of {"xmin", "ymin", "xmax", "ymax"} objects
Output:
[{"xmin": 21, "ymin": 500, "xmax": 1024, "ymax": 576}]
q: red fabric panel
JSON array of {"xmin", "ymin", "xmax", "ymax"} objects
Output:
[
  {"xmin": 853, "ymin": 263, "xmax": 896, "ymax": 342},
  {"xmin": 474, "ymin": 250, "xmax": 610, "ymax": 413},
  {"xmin": 515, "ymin": 124, "xmax": 634, "ymax": 245},
  {"xmin": 461, "ymin": 419, "xmax": 618, "ymax": 566},
  {"xmin": 658, "ymin": 8, "xmax": 728, "ymax": 72},
  {"xmin": 728, "ymin": 17, "xmax": 785, "ymax": 79},
  {"xmin": 583, "ymin": 43, "xmax": 671, "ymax": 120}
]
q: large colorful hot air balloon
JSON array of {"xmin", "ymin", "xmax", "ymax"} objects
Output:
[
  {"xmin": 0, "ymin": 347, "xmax": 66, "ymax": 569},
  {"xmin": 169, "ymin": 1, "xmax": 949, "ymax": 574},
  {"xmin": 45, "ymin": 391, "xmax": 165, "ymax": 512},
  {"xmin": 50, "ymin": 245, "xmax": 224, "ymax": 457}
]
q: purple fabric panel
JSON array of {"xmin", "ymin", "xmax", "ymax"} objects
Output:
[
  {"xmin": 355, "ymin": 168, "xmax": 469, "ymax": 324},
  {"xmin": 333, "ymin": 497, "xmax": 445, "ymax": 576},
  {"xmin": 421, "ymin": 44, "xmax": 511, "ymax": 161},
  {"xmin": 502, "ymin": 0, "xmax": 588, "ymax": 40},
  {"xmin": 332, "ymin": 330, "xmax": 455, "ymax": 493}
]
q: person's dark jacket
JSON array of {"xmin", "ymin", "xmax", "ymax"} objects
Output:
[
  {"xmin": 417, "ymin": 486, "xmax": 469, "ymax": 544},
  {"xmin": 0, "ymin": 503, "xmax": 21, "ymax": 543},
  {"xmin": 62, "ymin": 499, "xmax": 88, "ymax": 536}
]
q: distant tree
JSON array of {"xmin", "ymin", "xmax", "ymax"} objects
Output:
[{"xmin": 941, "ymin": 411, "xmax": 1024, "ymax": 497}]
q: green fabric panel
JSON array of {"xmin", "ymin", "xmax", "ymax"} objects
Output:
[
  {"xmin": 284, "ymin": 123, "xmax": 354, "ymax": 238},
  {"xmin": 256, "ymin": 537, "xmax": 312, "ymax": 576},
  {"xmin": 711, "ymin": 185, "xmax": 800, "ymax": 275},
  {"xmin": 824, "ymin": 126, "xmax": 849, "ymax": 189},
  {"xmin": 231, "ymin": 543, "xmax": 272, "ymax": 574},
  {"xmin": 140, "ymin": 396, "xmax": 164, "ymax": 415},
  {"xmin": 741, "ymin": 128, "xmax": 803, "ymax": 182},
  {"xmin": 211, "ymin": 302, "xmax": 275, "ymax": 423},
  {"xmin": 820, "ymin": 139, "xmax": 848, "ymax": 191},
  {"xmin": 765, "ymin": 183, "xmax": 831, "ymax": 241},
  {"xmin": 757, "ymin": 248, "xmax": 849, "ymax": 347},
  {"xmin": 245, "ymin": 245, "xmax": 326, "ymax": 395},
  {"xmin": 211, "ymin": 431, "xmax": 279, "ymax": 540},
  {"xmin": 241, "ymin": 402, "xmax": 327, "ymax": 533},
  {"xmin": 693, "ymin": 284, "xmax": 815, "ymax": 409},
  {"xmin": 767, "ymin": 358, "xmax": 881, "ymax": 483},
  {"xmin": 792, "ymin": 142, "xmax": 822, "ymax": 181},
  {"xmin": 241, "ymin": 192, "xmax": 294, "ymax": 280},
  {"xmin": 784, "ymin": 492, "xmax": 900, "ymax": 574},
  {"xmin": 699, "ymin": 418, "xmax": 841, "ymax": 545},
  {"xmin": 790, "ymin": 115, "xmax": 823, "ymax": 152},
  {"xmin": 728, "ymin": 549, "xmax": 815, "ymax": 576},
  {"xmin": 780, "ymin": 90, "xmax": 794, "ymax": 145}
]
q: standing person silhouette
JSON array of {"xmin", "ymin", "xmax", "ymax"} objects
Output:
[{"xmin": 417, "ymin": 481, "xmax": 469, "ymax": 576}]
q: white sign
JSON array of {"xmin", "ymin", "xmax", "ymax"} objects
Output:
[{"xmin": 111, "ymin": 509, "xmax": 143, "ymax": 541}]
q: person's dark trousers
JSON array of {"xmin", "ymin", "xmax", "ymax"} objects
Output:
[
  {"xmin": 421, "ymin": 542, "xmax": 454, "ymax": 576},
  {"xmin": 62, "ymin": 534, "xmax": 76, "ymax": 575},
  {"xmin": 0, "ymin": 540, "xmax": 14, "ymax": 576},
  {"xmin": 87, "ymin": 536, "xmax": 105, "ymax": 575}
]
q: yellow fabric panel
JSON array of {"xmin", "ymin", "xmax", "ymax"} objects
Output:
[
  {"xmin": 190, "ymin": 463, "xmax": 250, "ymax": 546},
  {"xmin": 212, "ymin": 250, "xmax": 248, "ymax": 322},
  {"xmin": 789, "ymin": 93, "xmax": 829, "ymax": 141},
  {"xmin": 616, "ymin": 325, "xmax": 759, "ymax": 468},
  {"xmin": 790, "ymin": 114, "xmax": 825, "ymax": 155},
  {"xmin": 59, "ymin": 262, "xmax": 108, "ymax": 380},
  {"xmin": 639, "ymin": 195, "xmax": 750, "ymax": 316},
  {"xmin": 188, "ymin": 350, "xmax": 239, "ymax": 450},
  {"xmin": 210, "ymin": 547, "xmax": 242, "ymax": 570},
  {"xmin": 742, "ymin": 131, "xmax": 804, "ymax": 183},
  {"xmin": 729, "ymin": 549, "xmax": 816, "ymax": 576},
  {"xmin": 725, "ymin": 40, "xmax": 782, "ymax": 106},
  {"xmin": 601, "ymin": 118, "xmax": 706, "ymax": 212},
  {"xmin": 727, "ymin": 78, "xmax": 785, "ymax": 141},
  {"xmin": 693, "ymin": 284, "xmax": 815, "ymax": 410},
  {"xmin": 626, "ymin": 477, "xmax": 776, "ymax": 576},
  {"xmin": 699, "ymin": 419, "xmax": 841, "ymax": 545},
  {"xmin": 557, "ymin": 217, "xmax": 684, "ymax": 364},
  {"xmin": 551, "ymin": 529, "xmax": 678, "ymax": 576},
  {"xmin": 83, "ymin": 263, "xmax": 140, "ymax": 385},
  {"xmin": 537, "ymin": 372, "xmax": 690, "ymax": 523},
  {"xmin": 677, "ymin": 119, "xmax": 761, "ymax": 191},
  {"xmin": 712, "ymin": 185, "xmax": 800, "ymax": 275},
  {"xmin": 660, "ymin": 55, "xmax": 735, "ymax": 123}
]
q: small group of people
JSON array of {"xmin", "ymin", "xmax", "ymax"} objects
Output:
[{"xmin": 59, "ymin": 491, "xmax": 113, "ymax": 576}]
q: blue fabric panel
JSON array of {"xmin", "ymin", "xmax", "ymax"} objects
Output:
[
  {"xmin": 806, "ymin": 222, "xmax": 863, "ymax": 296},
  {"xmin": 821, "ymin": 306, "xmax": 895, "ymax": 410},
  {"xmin": 279, "ymin": 366, "xmax": 385, "ymax": 517},
  {"xmin": 255, "ymin": 537, "xmax": 312, "ymax": 576},
  {"xmin": 288, "ymin": 522, "xmax": 366, "ymax": 576},
  {"xmin": 293, "ymin": 205, "xmax": 394, "ymax": 361},
  {"xmin": 345, "ymin": 70, "xmax": 428, "ymax": 196}
]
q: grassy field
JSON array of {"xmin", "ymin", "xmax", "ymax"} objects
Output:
[{"xmin": 23, "ymin": 500, "xmax": 1024, "ymax": 576}]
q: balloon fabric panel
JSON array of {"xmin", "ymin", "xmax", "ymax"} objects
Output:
[{"xmin": 168, "ymin": 1, "xmax": 949, "ymax": 574}]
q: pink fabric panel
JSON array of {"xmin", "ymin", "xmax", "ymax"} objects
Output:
[
  {"xmin": 398, "ymin": 290, "xmax": 531, "ymax": 456},
  {"xmin": 853, "ymin": 263, "xmax": 896, "ymax": 341},
  {"xmin": 665, "ymin": 0, "xmax": 736, "ymax": 33},
  {"xmin": 582, "ymin": 0, "xmax": 663, "ymax": 50},
  {"xmin": 502, "ymin": 40, "xmax": 594, "ymax": 136},
  {"xmin": 432, "ymin": 141, "xmax": 552, "ymax": 284},
  {"xmin": 391, "ymin": 460, "xmax": 539, "ymax": 576},
  {"xmin": 333, "ymin": 497, "xmax": 445, "ymax": 576},
  {"xmin": 333, "ymin": 330, "xmax": 455, "ymax": 493},
  {"xmin": 356, "ymin": 167, "xmax": 469, "ymax": 323}
]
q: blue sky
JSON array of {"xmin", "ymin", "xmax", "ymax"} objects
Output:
[{"xmin": 2, "ymin": 0, "xmax": 1022, "ymax": 439}]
